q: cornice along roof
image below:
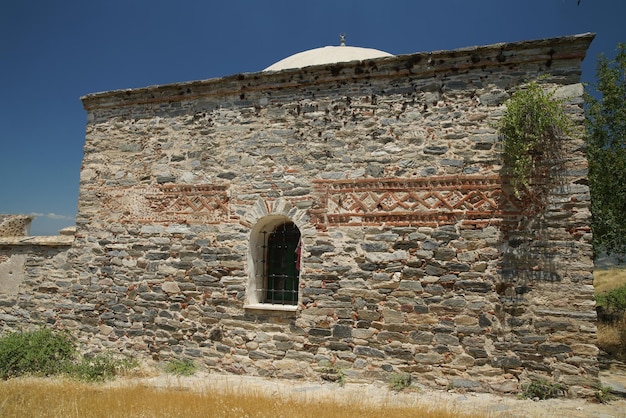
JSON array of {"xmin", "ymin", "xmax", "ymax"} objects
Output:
[{"xmin": 81, "ymin": 33, "xmax": 595, "ymax": 113}]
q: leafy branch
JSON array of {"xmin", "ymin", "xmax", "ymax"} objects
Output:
[{"xmin": 497, "ymin": 81, "xmax": 571, "ymax": 199}]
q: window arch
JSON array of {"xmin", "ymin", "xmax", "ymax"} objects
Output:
[{"xmin": 248, "ymin": 216, "xmax": 301, "ymax": 307}]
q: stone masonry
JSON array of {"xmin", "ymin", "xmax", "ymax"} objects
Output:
[
  {"xmin": 0, "ymin": 33, "xmax": 598, "ymax": 396},
  {"xmin": 0, "ymin": 216, "xmax": 74, "ymax": 324}
]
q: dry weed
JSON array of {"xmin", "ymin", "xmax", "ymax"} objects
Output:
[
  {"xmin": 0, "ymin": 378, "xmax": 480, "ymax": 418},
  {"xmin": 595, "ymin": 267, "xmax": 626, "ymax": 361},
  {"xmin": 597, "ymin": 319, "xmax": 626, "ymax": 362}
]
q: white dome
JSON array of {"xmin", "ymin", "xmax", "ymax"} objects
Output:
[{"xmin": 264, "ymin": 45, "xmax": 393, "ymax": 72}]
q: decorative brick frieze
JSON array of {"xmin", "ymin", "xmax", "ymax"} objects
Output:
[
  {"xmin": 149, "ymin": 184, "xmax": 230, "ymax": 224},
  {"xmin": 312, "ymin": 175, "xmax": 525, "ymax": 227},
  {"xmin": 100, "ymin": 184, "xmax": 230, "ymax": 224}
]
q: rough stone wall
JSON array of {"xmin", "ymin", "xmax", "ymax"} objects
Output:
[
  {"xmin": 2, "ymin": 34, "xmax": 597, "ymax": 395},
  {"xmin": 0, "ymin": 214, "xmax": 34, "ymax": 237},
  {"xmin": 0, "ymin": 233, "xmax": 74, "ymax": 332}
]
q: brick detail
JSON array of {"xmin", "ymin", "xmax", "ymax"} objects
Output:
[
  {"xmin": 311, "ymin": 175, "xmax": 522, "ymax": 227},
  {"xmin": 103, "ymin": 184, "xmax": 229, "ymax": 224}
]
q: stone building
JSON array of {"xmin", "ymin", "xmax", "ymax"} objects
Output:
[{"xmin": 0, "ymin": 33, "xmax": 599, "ymax": 395}]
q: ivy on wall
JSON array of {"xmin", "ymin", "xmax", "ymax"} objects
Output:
[{"xmin": 497, "ymin": 81, "xmax": 571, "ymax": 198}]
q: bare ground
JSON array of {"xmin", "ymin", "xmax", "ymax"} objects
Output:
[{"xmin": 105, "ymin": 363, "xmax": 626, "ymax": 418}]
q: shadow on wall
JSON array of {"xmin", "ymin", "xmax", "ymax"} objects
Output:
[{"xmin": 496, "ymin": 99, "xmax": 575, "ymax": 301}]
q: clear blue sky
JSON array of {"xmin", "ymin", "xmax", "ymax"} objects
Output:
[{"xmin": 1, "ymin": 0, "xmax": 624, "ymax": 235}]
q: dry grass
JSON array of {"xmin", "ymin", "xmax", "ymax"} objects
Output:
[
  {"xmin": 594, "ymin": 267, "xmax": 626, "ymax": 361},
  {"xmin": 0, "ymin": 378, "xmax": 481, "ymax": 418},
  {"xmin": 594, "ymin": 267, "xmax": 626, "ymax": 295},
  {"xmin": 597, "ymin": 318, "xmax": 626, "ymax": 362},
  {"xmin": 597, "ymin": 321, "xmax": 624, "ymax": 355}
]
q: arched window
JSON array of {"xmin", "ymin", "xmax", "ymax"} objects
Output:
[{"xmin": 248, "ymin": 217, "xmax": 301, "ymax": 307}]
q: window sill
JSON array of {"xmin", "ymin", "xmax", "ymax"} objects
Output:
[{"xmin": 244, "ymin": 303, "xmax": 299, "ymax": 312}]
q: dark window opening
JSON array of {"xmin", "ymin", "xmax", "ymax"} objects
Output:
[{"xmin": 264, "ymin": 222, "xmax": 301, "ymax": 304}]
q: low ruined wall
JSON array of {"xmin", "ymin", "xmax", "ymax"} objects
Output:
[
  {"xmin": 0, "ymin": 235, "xmax": 74, "ymax": 331},
  {"xmin": 0, "ymin": 34, "xmax": 598, "ymax": 396}
]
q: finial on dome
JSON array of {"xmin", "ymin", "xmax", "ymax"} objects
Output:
[{"xmin": 340, "ymin": 33, "xmax": 346, "ymax": 46}]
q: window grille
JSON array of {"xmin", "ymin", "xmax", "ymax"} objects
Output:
[{"xmin": 256, "ymin": 221, "xmax": 301, "ymax": 305}]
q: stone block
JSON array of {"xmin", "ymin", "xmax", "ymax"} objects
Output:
[
  {"xmin": 489, "ymin": 379, "xmax": 519, "ymax": 393},
  {"xmin": 248, "ymin": 350, "xmax": 273, "ymax": 360},
  {"xmin": 352, "ymin": 328, "xmax": 376, "ymax": 339},
  {"xmin": 377, "ymin": 331, "xmax": 406, "ymax": 342},
  {"xmin": 538, "ymin": 343, "xmax": 572, "ymax": 355},
  {"xmin": 398, "ymin": 280, "xmax": 423, "ymax": 291},
  {"xmin": 328, "ymin": 341, "xmax": 351, "ymax": 351},
  {"xmin": 435, "ymin": 333, "xmax": 460, "ymax": 345},
  {"xmin": 382, "ymin": 308, "xmax": 405, "ymax": 324},
  {"xmin": 309, "ymin": 328, "xmax": 331, "ymax": 337},
  {"xmin": 353, "ymin": 345, "xmax": 385, "ymax": 358},
  {"xmin": 332, "ymin": 324, "xmax": 352, "ymax": 339},
  {"xmin": 568, "ymin": 343, "xmax": 599, "ymax": 356},
  {"xmin": 357, "ymin": 309, "xmax": 381, "ymax": 321},
  {"xmin": 452, "ymin": 353, "xmax": 475, "ymax": 367},
  {"xmin": 492, "ymin": 356, "xmax": 522, "ymax": 369},
  {"xmin": 161, "ymin": 281, "xmax": 180, "ymax": 294},
  {"xmin": 415, "ymin": 352, "xmax": 443, "ymax": 365}
]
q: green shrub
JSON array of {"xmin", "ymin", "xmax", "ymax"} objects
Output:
[
  {"xmin": 519, "ymin": 378, "xmax": 567, "ymax": 400},
  {"xmin": 595, "ymin": 384, "xmax": 615, "ymax": 404},
  {"xmin": 389, "ymin": 373, "xmax": 412, "ymax": 391},
  {"xmin": 0, "ymin": 328, "xmax": 75, "ymax": 379},
  {"xmin": 0, "ymin": 328, "xmax": 137, "ymax": 381},
  {"xmin": 164, "ymin": 358, "xmax": 197, "ymax": 376},
  {"xmin": 596, "ymin": 285, "xmax": 626, "ymax": 313}
]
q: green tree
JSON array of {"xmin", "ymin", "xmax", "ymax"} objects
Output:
[{"xmin": 586, "ymin": 43, "xmax": 626, "ymax": 257}]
